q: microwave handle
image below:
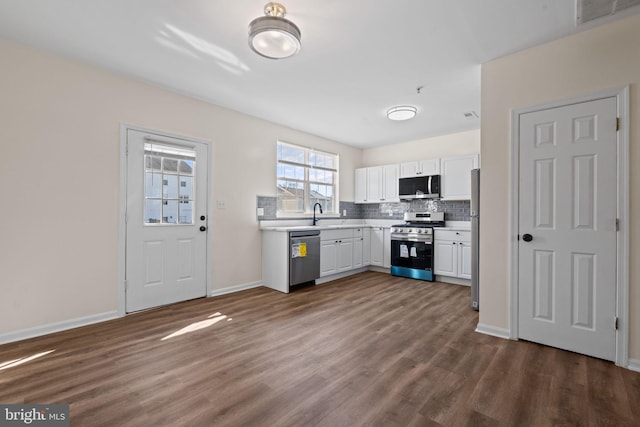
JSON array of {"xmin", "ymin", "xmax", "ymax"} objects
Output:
[{"xmin": 428, "ymin": 176, "xmax": 432, "ymax": 194}]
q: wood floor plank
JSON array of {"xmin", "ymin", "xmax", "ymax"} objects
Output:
[{"xmin": 1, "ymin": 271, "xmax": 639, "ymax": 426}]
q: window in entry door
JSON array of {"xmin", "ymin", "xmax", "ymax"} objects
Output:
[{"xmin": 143, "ymin": 142, "xmax": 196, "ymax": 225}]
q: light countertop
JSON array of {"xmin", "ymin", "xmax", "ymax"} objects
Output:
[{"xmin": 260, "ymin": 221, "xmax": 470, "ymax": 232}]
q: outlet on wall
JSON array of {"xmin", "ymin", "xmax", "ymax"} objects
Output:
[
  {"xmin": 257, "ymin": 207, "xmax": 264, "ymax": 217},
  {"xmin": 343, "ymin": 209, "xmax": 347, "ymax": 216},
  {"xmin": 217, "ymin": 200, "xmax": 226, "ymax": 209}
]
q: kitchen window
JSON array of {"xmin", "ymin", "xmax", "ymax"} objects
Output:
[{"xmin": 277, "ymin": 141, "xmax": 338, "ymax": 216}]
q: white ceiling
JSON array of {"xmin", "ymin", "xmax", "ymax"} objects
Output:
[{"xmin": 0, "ymin": 0, "xmax": 637, "ymax": 148}]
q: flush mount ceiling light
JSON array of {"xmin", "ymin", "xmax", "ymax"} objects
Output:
[
  {"xmin": 387, "ymin": 106, "xmax": 417, "ymax": 121},
  {"xmin": 248, "ymin": 2, "xmax": 301, "ymax": 59}
]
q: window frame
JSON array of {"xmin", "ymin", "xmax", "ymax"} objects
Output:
[{"xmin": 276, "ymin": 140, "xmax": 339, "ymax": 218}]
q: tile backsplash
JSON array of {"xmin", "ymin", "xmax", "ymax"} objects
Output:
[{"xmin": 256, "ymin": 196, "xmax": 470, "ymax": 222}]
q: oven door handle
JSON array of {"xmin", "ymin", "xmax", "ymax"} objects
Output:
[{"xmin": 391, "ymin": 235, "xmax": 432, "ymax": 243}]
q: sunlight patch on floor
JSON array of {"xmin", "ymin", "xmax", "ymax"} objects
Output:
[
  {"xmin": 0, "ymin": 350, "xmax": 55, "ymax": 372},
  {"xmin": 161, "ymin": 313, "xmax": 231, "ymax": 341}
]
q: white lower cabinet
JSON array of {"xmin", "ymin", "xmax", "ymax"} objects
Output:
[
  {"xmin": 320, "ymin": 226, "xmax": 390, "ymax": 278},
  {"xmin": 320, "ymin": 240, "xmax": 339, "ymax": 276},
  {"xmin": 434, "ymin": 230, "xmax": 471, "ymax": 279},
  {"xmin": 352, "ymin": 228, "xmax": 364, "ymax": 269},
  {"xmin": 320, "ymin": 228, "xmax": 359, "ymax": 277},
  {"xmin": 370, "ymin": 227, "xmax": 385, "ymax": 267},
  {"xmin": 337, "ymin": 239, "xmax": 354, "ymax": 272},
  {"xmin": 383, "ymin": 228, "xmax": 391, "ymax": 268},
  {"xmin": 362, "ymin": 228, "xmax": 371, "ymax": 265}
]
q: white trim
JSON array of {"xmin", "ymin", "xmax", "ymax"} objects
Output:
[
  {"xmin": 367, "ymin": 266, "xmax": 391, "ymax": 274},
  {"xmin": 315, "ymin": 267, "xmax": 369, "ymax": 285},
  {"xmin": 118, "ymin": 124, "xmax": 213, "ymax": 316},
  {"xmin": 627, "ymin": 359, "xmax": 640, "ymax": 373},
  {"xmin": 209, "ymin": 281, "xmax": 263, "ymax": 297},
  {"xmin": 475, "ymin": 323, "xmax": 511, "ymax": 340},
  {"xmin": 435, "ymin": 276, "xmax": 471, "ymax": 287},
  {"xmin": 509, "ymin": 86, "xmax": 630, "ymax": 366},
  {"xmin": 615, "ymin": 86, "xmax": 630, "ymax": 368},
  {"xmin": 0, "ymin": 311, "xmax": 119, "ymax": 345}
]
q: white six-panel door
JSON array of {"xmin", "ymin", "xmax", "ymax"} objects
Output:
[
  {"xmin": 125, "ymin": 129, "xmax": 208, "ymax": 312},
  {"xmin": 518, "ymin": 97, "xmax": 617, "ymax": 361}
]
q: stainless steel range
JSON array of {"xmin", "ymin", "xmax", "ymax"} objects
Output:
[{"xmin": 390, "ymin": 212, "xmax": 445, "ymax": 281}]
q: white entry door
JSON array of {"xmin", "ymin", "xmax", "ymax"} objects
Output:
[
  {"xmin": 518, "ymin": 97, "xmax": 618, "ymax": 361},
  {"xmin": 125, "ymin": 129, "xmax": 209, "ymax": 312}
]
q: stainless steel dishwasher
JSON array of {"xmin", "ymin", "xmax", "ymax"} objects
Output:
[{"xmin": 289, "ymin": 230, "xmax": 321, "ymax": 287}]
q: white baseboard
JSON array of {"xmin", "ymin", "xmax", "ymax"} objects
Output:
[
  {"xmin": 627, "ymin": 358, "xmax": 640, "ymax": 372},
  {"xmin": 475, "ymin": 323, "xmax": 511, "ymax": 340},
  {"xmin": 367, "ymin": 266, "xmax": 390, "ymax": 274},
  {"xmin": 210, "ymin": 280, "xmax": 262, "ymax": 297},
  {"xmin": 315, "ymin": 267, "xmax": 369, "ymax": 285},
  {"xmin": 435, "ymin": 275, "xmax": 471, "ymax": 286},
  {"xmin": 0, "ymin": 311, "xmax": 119, "ymax": 345}
]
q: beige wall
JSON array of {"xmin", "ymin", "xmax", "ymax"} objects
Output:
[
  {"xmin": 362, "ymin": 129, "xmax": 480, "ymax": 167},
  {"xmin": 480, "ymin": 14, "xmax": 640, "ymax": 358},
  {"xmin": 0, "ymin": 38, "xmax": 361, "ymax": 336}
]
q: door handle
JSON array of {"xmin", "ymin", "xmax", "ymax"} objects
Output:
[
  {"xmin": 522, "ymin": 233, "xmax": 533, "ymax": 242},
  {"xmin": 200, "ymin": 226, "xmax": 207, "ymax": 232}
]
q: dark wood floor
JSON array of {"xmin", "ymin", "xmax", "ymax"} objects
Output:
[{"xmin": 1, "ymin": 272, "xmax": 639, "ymax": 426}]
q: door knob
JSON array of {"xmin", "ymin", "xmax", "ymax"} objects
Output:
[
  {"xmin": 522, "ymin": 233, "xmax": 533, "ymax": 242},
  {"xmin": 200, "ymin": 226, "xmax": 207, "ymax": 232},
  {"xmin": 200, "ymin": 215, "xmax": 206, "ymax": 221}
]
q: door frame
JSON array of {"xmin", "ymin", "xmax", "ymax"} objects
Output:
[
  {"xmin": 509, "ymin": 86, "xmax": 629, "ymax": 367},
  {"xmin": 117, "ymin": 124, "xmax": 213, "ymax": 316}
]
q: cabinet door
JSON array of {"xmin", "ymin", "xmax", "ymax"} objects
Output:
[
  {"xmin": 401, "ymin": 159, "xmax": 440, "ymax": 177},
  {"xmin": 383, "ymin": 227, "xmax": 392, "ymax": 268},
  {"xmin": 420, "ymin": 159, "xmax": 440, "ymax": 175},
  {"xmin": 370, "ymin": 227, "xmax": 384, "ymax": 266},
  {"xmin": 434, "ymin": 240, "xmax": 457, "ymax": 277},
  {"xmin": 400, "ymin": 161, "xmax": 420, "ymax": 178},
  {"xmin": 362, "ymin": 228, "xmax": 371, "ymax": 265},
  {"xmin": 353, "ymin": 237, "xmax": 363, "ymax": 269},
  {"xmin": 338, "ymin": 239, "xmax": 354, "ymax": 272},
  {"xmin": 366, "ymin": 166, "xmax": 383, "ymax": 202},
  {"xmin": 355, "ymin": 168, "xmax": 368, "ymax": 203},
  {"xmin": 320, "ymin": 241, "xmax": 338, "ymax": 277},
  {"xmin": 382, "ymin": 164, "xmax": 399, "ymax": 202},
  {"xmin": 440, "ymin": 154, "xmax": 479, "ymax": 200},
  {"xmin": 458, "ymin": 241, "xmax": 472, "ymax": 279}
]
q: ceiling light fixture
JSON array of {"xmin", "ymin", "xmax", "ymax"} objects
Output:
[
  {"xmin": 248, "ymin": 2, "xmax": 301, "ymax": 60},
  {"xmin": 387, "ymin": 106, "xmax": 417, "ymax": 121}
]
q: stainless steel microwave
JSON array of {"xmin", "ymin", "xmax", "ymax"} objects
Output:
[{"xmin": 398, "ymin": 175, "xmax": 440, "ymax": 199}]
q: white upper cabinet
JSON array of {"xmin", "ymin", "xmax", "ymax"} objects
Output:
[
  {"xmin": 382, "ymin": 164, "xmax": 399, "ymax": 202},
  {"xmin": 440, "ymin": 154, "xmax": 479, "ymax": 200},
  {"xmin": 399, "ymin": 159, "xmax": 440, "ymax": 178},
  {"xmin": 354, "ymin": 168, "xmax": 368, "ymax": 203},
  {"xmin": 355, "ymin": 165, "xmax": 399, "ymax": 203}
]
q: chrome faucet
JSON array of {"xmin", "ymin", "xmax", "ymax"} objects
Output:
[{"xmin": 312, "ymin": 202, "xmax": 323, "ymax": 226}]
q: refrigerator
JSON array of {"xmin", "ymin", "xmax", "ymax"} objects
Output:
[{"xmin": 470, "ymin": 168, "xmax": 480, "ymax": 310}]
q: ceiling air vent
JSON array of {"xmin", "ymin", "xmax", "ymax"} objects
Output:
[
  {"xmin": 463, "ymin": 111, "xmax": 479, "ymax": 120},
  {"xmin": 577, "ymin": 0, "xmax": 640, "ymax": 25}
]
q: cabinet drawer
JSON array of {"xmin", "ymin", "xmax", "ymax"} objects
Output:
[
  {"xmin": 435, "ymin": 230, "xmax": 471, "ymax": 242},
  {"xmin": 321, "ymin": 228, "xmax": 354, "ymax": 241}
]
